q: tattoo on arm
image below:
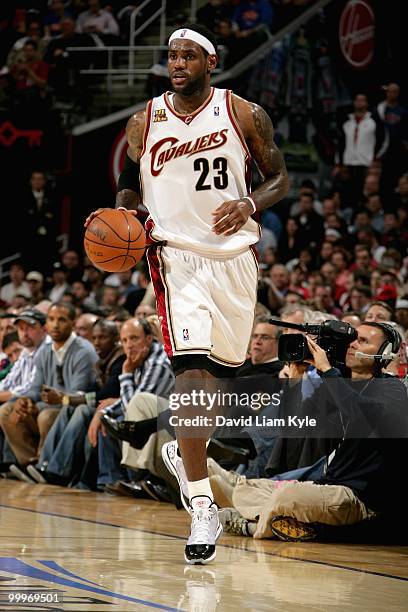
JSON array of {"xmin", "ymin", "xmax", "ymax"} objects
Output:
[
  {"xmin": 115, "ymin": 110, "xmax": 146, "ymax": 209},
  {"xmin": 247, "ymin": 103, "xmax": 289, "ymax": 211}
]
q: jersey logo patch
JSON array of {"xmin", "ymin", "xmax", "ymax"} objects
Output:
[
  {"xmin": 214, "ymin": 106, "xmax": 219, "ymax": 116},
  {"xmin": 183, "ymin": 328, "xmax": 189, "ymax": 341},
  {"xmin": 153, "ymin": 108, "xmax": 168, "ymax": 122}
]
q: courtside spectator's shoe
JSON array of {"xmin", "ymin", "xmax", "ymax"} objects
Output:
[
  {"xmin": 139, "ymin": 477, "xmax": 172, "ymax": 503},
  {"xmin": 270, "ymin": 516, "xmax": 317, "ymax": 542},
  {"xmin": 161, "ymin": 440, "xmax": 190, "ymax": 513},
  {"xmin": 9, "ymin": 464, "xmax": 36, "ymax": 484},
  {"xmin": 26, "ymin": 465, "xmax": 70, "ymax": 486},
  {"xmin": 101, "ymin": 415, "xmax": 145, "ymax": 447},
  {"xmin": 218, "ymin": 507, "xmax": 251, "ymax": 536},
  {"xmin": 185, "ymin": 499, "xmax": 222, "ymax": 565}
]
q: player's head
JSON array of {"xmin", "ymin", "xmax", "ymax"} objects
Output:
[{"xmin": 168, "ymin": 24, "xmax": 218, "ymax": 95}]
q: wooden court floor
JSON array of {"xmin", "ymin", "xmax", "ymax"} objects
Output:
[{"xmin": 0, "ymin": 480, "xmax": 407, "ymax": 611}]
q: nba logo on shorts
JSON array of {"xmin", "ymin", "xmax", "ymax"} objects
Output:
[
  {"xmin": 214, "ymin": 106, "xmax": 219, "ymax": 116},
  {"xmin": 183, "ymin": 328, "xmax": 189, "ymax": 341}
]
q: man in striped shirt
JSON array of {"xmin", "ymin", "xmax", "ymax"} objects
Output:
[{"xmin": 88, "ymin": 317, "xmax": 174, "ymax": 489}]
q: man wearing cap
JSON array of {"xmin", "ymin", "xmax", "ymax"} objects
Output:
[
  {"xmin": 85, "ymin": 22, "xmax": 289, "ymax": 563},
  {"xmin": 26, "ymin": 271, "xmax": 45, "ymax": 304},
  {"xmin": 0, "ymin": 309, "xmax": 47, "ymax": 406},
  {"xmin": 0, "ymin": 309, "xmax": 47, "ymax": 469}
]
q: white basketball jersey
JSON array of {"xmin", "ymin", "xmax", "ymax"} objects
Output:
[{"xmin": 140, "ymin": 88, "xmax": 260, "ymax": 257}]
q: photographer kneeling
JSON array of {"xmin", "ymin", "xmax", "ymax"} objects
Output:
[{"xmin": 219, "ymin": 322, "xmax": 408, "ymax": 542}]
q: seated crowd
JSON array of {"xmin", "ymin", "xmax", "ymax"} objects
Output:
[{"xmin": 0, "ymin": 230, "xmax": 407, "ymax": 543}]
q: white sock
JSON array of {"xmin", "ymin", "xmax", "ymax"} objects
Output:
[{"xmin": 188, "ymin": 477, "xmax": 213, "ymax": 509}]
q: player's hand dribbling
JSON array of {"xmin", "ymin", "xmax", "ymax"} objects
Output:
[
  {"xmin": 84, "ymin": 207, "xmax": 137, "ymax": 228},
  {"xmin": 212, "ymin": 199, "xmax": 253, "ymax": 236}
]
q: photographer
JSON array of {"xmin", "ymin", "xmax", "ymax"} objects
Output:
[{"xmin": 219, "ymin": 322, "xmax": 408, "ymax": 542}]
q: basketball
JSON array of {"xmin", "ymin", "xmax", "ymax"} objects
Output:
[{"xmin": 84, "ymin": 209, "xmax": 145, "ymax": 272}]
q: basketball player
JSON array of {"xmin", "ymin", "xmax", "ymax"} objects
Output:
[{"xmin": 85, "ymin": 24, "xmax": 289, "ymax": 564}]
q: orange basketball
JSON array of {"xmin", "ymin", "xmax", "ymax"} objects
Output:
[{"xmin": 84, "ymin": 209, "xmax": 146, "ymax": 272}]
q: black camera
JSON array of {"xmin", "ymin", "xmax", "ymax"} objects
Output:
[{"xmin": 273, "ymin": 319, "xmax": 357, "ymax": 370}]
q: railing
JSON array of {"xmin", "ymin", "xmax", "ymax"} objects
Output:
[
  {"xmin": 128, "ymin": 0, "xmax": 167, "ymax": 86},
  {"xmin": 67, "ymin": 45, "xmax": 169, "ymax": 93},
  {"xmin": 0, "ymin": 253, "xmax": 22, "ymax": 283},
  {"xmin": 66, "ymin": 44, "xmax": 227, "ymax": 94},
  {"xmin": 72, "ymin": 0, "xmax": 334, "ymax": 136}
]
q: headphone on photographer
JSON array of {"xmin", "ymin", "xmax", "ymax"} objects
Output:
[{"xmin": 357, "ymin": 322, "xmax": 402, "ymax": 367}]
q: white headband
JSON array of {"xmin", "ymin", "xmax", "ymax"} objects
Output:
[{"xmin": 168, "ymin": 28, "xmax": 216, "ymax": 56}]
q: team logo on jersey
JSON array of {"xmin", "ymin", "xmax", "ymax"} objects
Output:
[
  {"xmin": 214, "ymin": 106, "xmax": 219, "ymax": 116},
  {"xmin": 153, "ymin": 108, "xmax": 167, "ymax": 122},
  {"xmin": 150, "ymin": 128, "xmax": 229, "ymax": 176},
  {"xmin": 183, "ymin": 328, "xmax": 189, "ymax": 341}
]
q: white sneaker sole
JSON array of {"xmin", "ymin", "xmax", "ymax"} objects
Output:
[
  {"xmin": 27, "ymin": 465, "xmax": 47, "ymax": 484},
  {"xmin": 161, "ymin": 442, "xmax": 190, "ymax": 514},
  {"xmin": 184, "ymin": 522, "xmax": 223, "ymax": 565},
  {"xmin": 10, "ymin": 464, "xmax": 36, "ymax": 484}
]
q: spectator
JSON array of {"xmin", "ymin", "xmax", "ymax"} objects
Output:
[
  {"xmin": 7, "ymin": 20, "xmax": 47, "ymax": 66},
  {"xmin": 43, "ymin": 0, "xmax": 72, "ymax": 38},
  {"xmin": 76, "ymin": 0, "xmax": 120, "ymax": 41},
  {"xmin": 44, "ymin": 16, "xmax": 94, "ymax": 106},
  {"xmin": 0, "ymin": 263, "xmax": 31, "ymax": 306},
  {"xmin": 364, "ymin": 301, "xmax": 394, "ymax": 323},
  {"xmin": 135, "ymin": 303, "xmax": 156, "ymax": 319},
  {"xmin": 1, "ymin": 332, "xmax": 23, "ymax": 381},
  {"xmin": 28, "ymin": 319, "xmax": 125, "ymax": 486},
  {"xmin": 348, "ymin": 285, "xmax": 371, "ymax": 314},
  {"xmin": 293, "ymin": 193, "xmax": 324, "ymax": 249},
  {"xmin": 312, "ymin": 286, "xmax": 342, "ymax": 318},
  {"xmin": 26, "ymin": 272, "xmax": 45, "ymax": 304},
  {"xmin": 364, "ymin": 193, "xmax": 385, "ymax": 233},
  {"xmin": 239, "ymin": 317, "xmax": 284, "ymax": 377},
  {"xmin": 20, "ymin": 171, "xmax": 60, "ymax": 271},
  {"xmin": 258, "ymin": 264, "xmax": 290, "ymax": 313},
  {"xmin": 71, "ymin": 279, "xmax": 96, "ymax": 310},
  {"xmin": 232, "ymin": 0, "xmax": 273, "ymax": 38},
  {"xmin": 0, "ymin": 302, "xmax": 98, "ymax": 473},
  {"xmin": 87, "ymin": 317, "xmax": 174, "ymax": 491},
  {"xmin": 277, "ymin": 217, "xmax": 305, "ymax": 264},
  {"xmin": 391, "ymin": 174, "xmax": 408, "ymax": 212},
  {"xmin": 0, "ymin": 309, "xmax": 47, "ymax": 406},
  {"xmin": 377, "ymin": 83, "xmax": 408, "ymax": 197},
  {"xmin": 74, "ymin": 312, "xmax": 99, "ymax": 341},
  {"xmin": 395, "ymin": 298, "xmax": 408, "ymax": 330},
  {"xmin": 10, "ymin": 39, "xmax": 49, "ymax": 113},
  {"xmin": 197, "ymin": 1, "xmax": 232, "ymax": 32},
  {"xmin": 337, "ymin": 93, "xmax": 385, "ymax": 202},
  {"xmin": 61, "ymin": 250, "xmax": 83, "ymax": 284},
  {"xmin": 47, "ymin": 263, "xmax": 70, "ymax": 303}
]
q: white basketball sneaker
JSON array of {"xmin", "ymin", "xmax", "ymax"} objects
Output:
[
  {"xmin": 161, "ymin": 440, "xmax": 190, "ymax": 513},
  {"xmin": 185, "ymin": 498, "xmax": 223, "ymax": 565}
]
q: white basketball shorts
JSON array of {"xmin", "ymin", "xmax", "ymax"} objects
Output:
[{"xmin": 147, "ymin": 245, "xmax": 258, "ymax": 368}]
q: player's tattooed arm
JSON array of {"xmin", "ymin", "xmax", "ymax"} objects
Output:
[
  {"xmin": 115, "ymin": 109, "xmax": 147, "ymax": 210},
  {"xmin": 235, "ymin": 96, "xmax": 289, "ymax": 211}
]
